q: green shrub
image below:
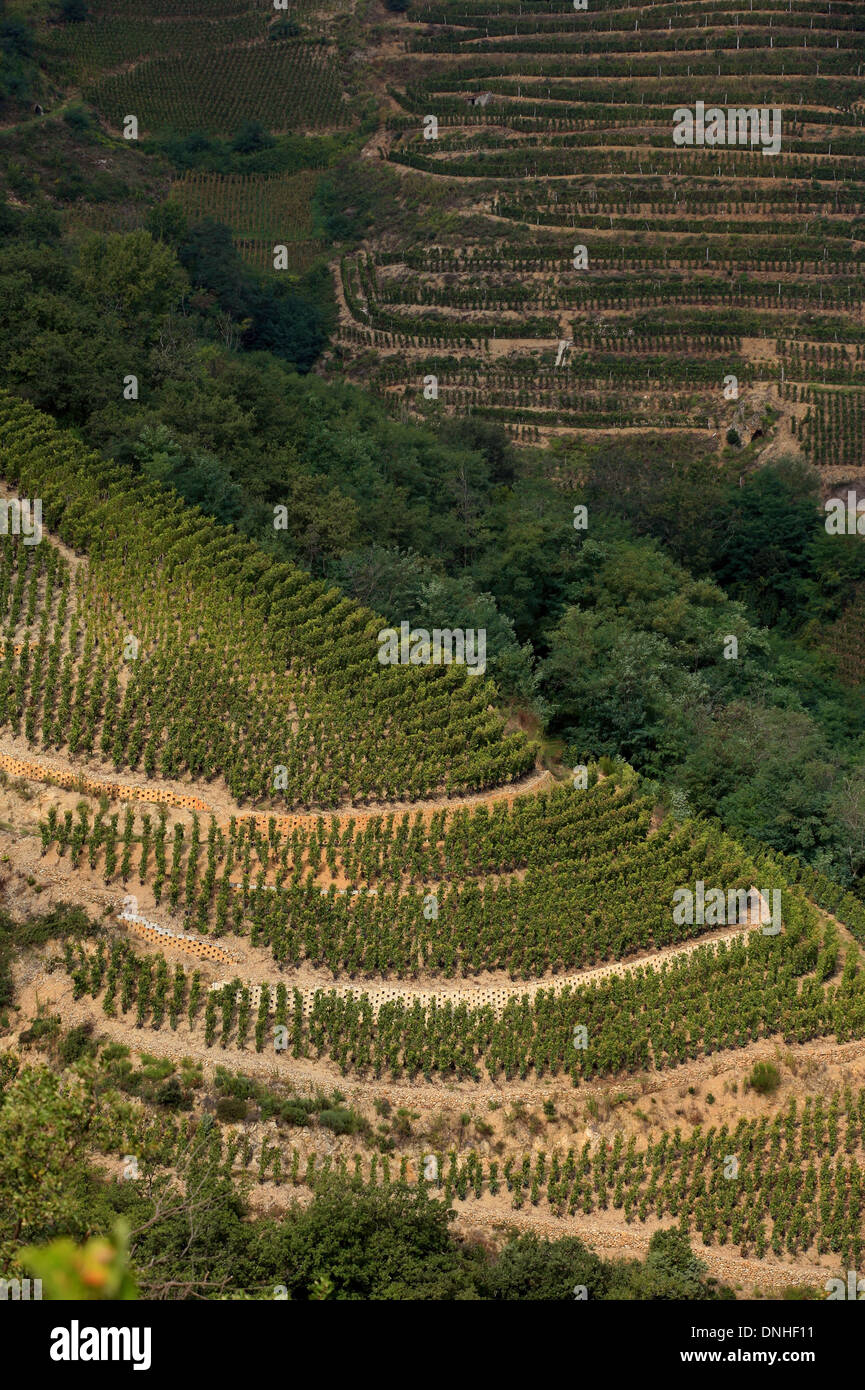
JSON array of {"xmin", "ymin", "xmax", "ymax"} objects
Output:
[
  {"xmin": 215, "ymin": 1096, "xmax": 248, "ymax": 1122},
  {"xmin": 318, "ymin": 1107, "xmax": 363, "ymax": 1135},
  {"xmin": 62, "ymin": 105, "xmax": 93, "ymax": 131},
  {"xmin": 748, "ymin": 1061, "xmax": 781, "ymax": 1096},
  {"xmin": 155, "ymin": 1077, "xmax": 186, "ymax": 1109},
  {"xmin": 19, "ymin": 1014, "xmax": 61, "ymax": 1046},
  {"xmin": 391, "ymin": 1108, "xmax": 416, "ymax": 1139},
  {"xmin": 214, "ymin": 1066, "xmax": 256, "ymax": 1100},
  {"xmin": 278, "ymin": 1102, "xmax": 312, "ymax": 1127},
  {"xmin": 56, "ymin": 0, "xmax": 89, "ymax": 21},
  {"xmin": 58, "ymin": 1022, "xmax": 95, "ymax": 1064},
  {"xmin": 269, "ymin": 18, "xmax": 300, "ymax": 38}
]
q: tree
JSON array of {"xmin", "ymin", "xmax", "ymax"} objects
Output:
[
  {"xmin": 75, "ymin": 230, "xmax": 187, "ymax": 332},
  {"xmin": 275, "ymin": 471, "xmax": 358, "ymax": 573},
  {"xmin": 133, "ymin": 424, "xmax": 250, "ymax": 529},
  {"xmin": 829, "ymin": 768, "xmax": 865, "ymax": 884},
  {"xmin": 329, "ymin": 545, "xmax": 429, "ymax": 615},
  {"xmin": 269, "ymin": 17, "xmax": 301, "ymax": 39},
  {"xmin": 540, "ymin": 603, "xmax": 695, "ymax": 769},
  {"xmin": 231, "ymin": 121, "xmax": 274, "ymax": 154},
  {"xmin": 680, "ymin": 703, "xmax": 842, "ymax": 865},
  {"xmin": 414, "ymin": 573, "xmax": 538, "ymax": 703},
  {"xmin": 243, "ymin": 286, "xmax": 325, "ymax": 370},
  {"xmin": 145, "ymin": 201, "xmax": 188, "ymax": 250},
  {"xmin": 0, "ymin": 15, "xmax": 38, "ymax": 102},
  {"xmin": 0, "ymin": 1064, "xmax": 102, "ymax": 1268},
  {"xmin": 273, "ymin": 1182, "xmax": 475, "ymax": 1300},
  {"xmin": 621, "ymin": 1228, "xmax": 731, "ymax": 1300},
  {"xmin": 179, "ymin": 219, "xmax": 325, "ymax": 369},
  {"xmin": 179, "ymin": 219, "xmax": 250, "ymax": 319},
  {"xmin": 438, "ymin": 417, "xmax": 517, "ymax": 488},
  {"xmin": 480, "ymin": 1232, "xmax": 609, "ymax": 1300},
  {"xmin": 711, "ymin": 460, "xmax": 821, "ymax": 629}
]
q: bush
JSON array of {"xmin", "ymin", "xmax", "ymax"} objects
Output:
[
  {"xmin": 277, "ymin": 1182, "xmax": 474, "ymax": 1299},
  {"xmin": 215, "ymin": 1096, "xmax": 248, "ymax": 1122},
  {"xmin": 391, "ymin": 1108, "xmax": 415, "ymax": 1139},
  {"xmin": 230, "ymin": 120, "xmax": 274, "ymax": 155},
  {"xmin": 272, "ymin": 1101, "xmax": 311, "ymax": 1127},
  {"xmin": 58, "ymin": 1022, "xmax": 95, "ymax": 1064},
  {"xmin": 19, "ymin": 1014, "xmax": 61, "ymax": 1046},
  {"xmin": 748, "ymin": 1061, "xmax": 781, "ymax": 1096},
  {"xmin": 155, "ymin": 1077, "xmax": 186, "ymax": 1109},
  {"xmin": 145, "ymin": 200, "xmax": 188, "ymax": 249},
  {"xmin": 62, "ymin": 105, "xmax": 95, "ymax": 132},
  {"xmin": 56, "ymin": 0, "xmax": 89, "ymax": 22},
  {"xmin": 726, "ymin": 427, "xmax": 741, "ymax": 447},
  {"xmin": 318, "ymin": 1107, "xmax": 363, "ymax": 1135},
  {"xmin": 214, "ymin": 1066, "xmax": 256, "ymax": 1100},
  {"xmin": 179, "ymin": 218, "xmax": 325, "ymax": 370},
  {"xmin": 481, "ymin": 1232, "xmax": 609, "ymax": 1300}
]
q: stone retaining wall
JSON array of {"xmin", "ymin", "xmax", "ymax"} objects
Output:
[
  {"xmin": 208, "ymin": 924, "xmax": 757, "ymax": 1019},
  {"xmin": 227, "ymin": 775, "xmax": 552, "ymax": 839},
  {"xmin": 117, "ymin": 910, "xmax": 239, "ymax": 966},
  {"xmin": 0, "ymin": 751, "xmax": 543, "ymax": 833},
  {"xmin": 0, "ymin": 753, "xmax": 210, "ymax": 812}
]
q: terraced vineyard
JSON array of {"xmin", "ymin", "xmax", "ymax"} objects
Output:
[
  {"xmin": 334, "ymin": 0, "xmax": 865, "ymax": 454},
  {"xmin": 16, "ymin": 693, "xmax": 865, "ymax": 1280},
  {"xmin": 52, "ymin": 0, "xmax": 354, "ymax": 135},
  {"xmin": 7, "ymin": 406, "xmax": 865, "ymax": 1286},
  {"xmin": 0, "ymin": 393, "xmax": 531, "ymax": 805},
  {"xmin": 171, "ymin": 170, "xmax": 325, "ymax": 274},
  {"xmin": 12, "ymin": 1061, "xmax": 865, "ymax": 1269},
  {"xmin": 12, "ymin": 766, "xmax": 861, "ymax": 1276},
  {"xmin": 37, "ymin": 778, "xmax": 769, "ymax": 973}
]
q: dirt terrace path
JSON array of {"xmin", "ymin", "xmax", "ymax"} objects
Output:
[
  {"xmin": 0, "ymin": 734, "xmax": 554, "ymax": 831},
  {"xmin": 20, "ymin": 956, "xmax": 865, "ymax": 1115},
  {"xmin": 0, "ymin": 818, "xmax": 768, "ymax": 1017},
  {"xmin": 207, "ymin": 919, "xmax": 761, "ymax": 1018}
]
